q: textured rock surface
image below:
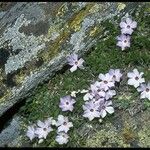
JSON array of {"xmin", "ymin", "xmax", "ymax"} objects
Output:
[
  {"xmin": 0, "ymin": 116, "xmax": 20, "ymax": 147},
  {"xmin": 0, "ymin": 2, "xmax": 141, "ymax": 117},
  {"xmin": 84, "ymin": 110, "xmax": 150, "ymax": 148}
]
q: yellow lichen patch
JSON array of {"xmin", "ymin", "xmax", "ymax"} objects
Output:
[
  {"xmin": 117, "ymin": 3, "xmax": 126, "ymax": 11},
  {"xmin": 138, "ymin": 114, "xmax": 150, "ymax": 147},
  {"xmin": 56, "ymin": 3, "xmax": 68, "ymax": 17},
  {"xmin": 40, "ymin": 29, "xmax": 70, "ymax": 62},
  {"xmin": 69, "ymin": 4, "xmax": 95, "ymax": 32},
  {"xmin": 122, "ymin": 126, "xmax": 136, "ymax": 144},
  {"xmin": 0, "ymin": 89, "xmax": 12, "ymax": 103},
  {"xmin": 89, "ymin": 26, "xmax": 99, "ymax": 37},
  {"xmin": 14, "ymin": 72, "xmax": 27, "ymax": 85},
  {"xmin": 89, "ymin": 3, "xmax": 103, "ymax": 14},
  {"xmin": 85, "ymin": 122, "xmax": 130, "ymax": 147}
]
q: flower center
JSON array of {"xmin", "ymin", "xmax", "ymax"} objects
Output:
[
  {"xmin": 113, "ymin": 75, "xmax": 116, "ymax": 78},
  {"xmin": 63, "ymin": 122, "xmax": 67, "ymax": 125},
  {"xmin": 66, "ymin": 102, "xmax": 69, "ymax": 105},
  {"xmin": 90, "ymin": 109, "xmax": 94, "ymax": 112},
  {"xmin": 124, "ymin": 40, "xmax": 127, "ymax": 43},
  {"xmin": 75, "ymin": 61, "xmax": 78, "ymax": 65},
  {"xmin": 127, "ymin": 25, "xmax": 130, "ymax": 28},
  {"xmin": 146, "ymin": 88, "xmax": 149, "ymax": 92},
  {"xmin": 102, "ymin": 105, "xmax": 105, "ymax": 109},
  {"xmin": 104, "ymin": 80, "xmax": 108, "ymax": 84},
  {"xmin": 135, "ymin": 76, "xmax": 139, "ymax": 80},
  {"xmin": 43, "ymin": 128, "xmax": 47, "ymax": 131},
  {"xmin": 97, "ymin": 89, "xmax": 101, "ymax": 92},
  {"xmin": 89, "ymin": 90, "xmax": 92, "ymax": 93}
]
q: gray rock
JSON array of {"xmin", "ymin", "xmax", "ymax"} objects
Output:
[{"xmin": 0, "ymin": 116, "xmax": 20, "ymax": 147}]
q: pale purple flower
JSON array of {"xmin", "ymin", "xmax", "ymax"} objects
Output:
[
  {"xmin": 67, "ymin": 53, "xmax": 84, "ymax": 72},
  {"xmin": 59, "ymin": 95, "xmax": 76, "ymax": 112},
  {"xmin": 35, "ymin": 120, "xmax": 53, "ymax": 139},
  {"xmin": 83, "ymin": 84, "xmax": 97, "ymax": 101},
  {"xmin": 120, "ymin": 18, "xmax": 137, "ymax": 35},
  {"xmin": 116, "ymin": 34, "xmax": 131, "ymax": 51},
  {"xmin": 98, "ymin": 100, "xmax": 114, "ymax": 118},
  {"xmin": 92, "ymin": 98, "xmax": 105, "ymax": 104},
  {"xmin": 83, "ymin": 83, "xmax": 106, "ymax": 101},
  {"xmin": 55, "ymin": 132, "xmax": 69, "ymax": 145},
  {"xmin": 109, "ymin": 69, "xmax": 122, "ymax": 82},
  {"xmin": 26, "ymin": 125, "xmax": 36, "ymax": 141},
  {"xmin": 127, "ymin": 69, "xmax": 145, "ymax": 88},
  {"xmin": 137, "ymin": 82, "xmax": 150, "ymax": 100},
  {"xmin": 83, "ymin": 101, "xmax": 100, "ymax": 121},
  {"xmin": 93, "ymin": 82, "xmax": 106, "ymax": 99},
  {"xmin": 105, "ymin": 90, "xmax": 116, "ymax": 100},
  {"xmin": 98, "ymin": 73, "xmax": 115, "ymax": 91},
  {"xmin": 56, "ymin": 115, "xmax": 73, "ymax": 133}
]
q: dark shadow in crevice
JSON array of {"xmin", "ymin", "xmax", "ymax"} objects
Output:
[{"xmin": 0, "ymin": 98, "xmax": 26, "ymax": 133}]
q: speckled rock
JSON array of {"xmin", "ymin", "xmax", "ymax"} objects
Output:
[
  {"xmin": 0, "ymin": 2, "xmax": 142, "ymax": 117},
  {"xmin": 84, "ymin": 109, "xmax": 150, "ymax": 148}
]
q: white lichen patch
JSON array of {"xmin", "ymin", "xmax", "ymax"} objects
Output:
[
  {"xmin": 11, "ymin": 51, "xmax": 66, "ymax": 97},
  {"xmin": 0, "ymin": 14, "xmax": 48, "ymax": 75},
  {"xmin": 70, "ymin": 31, "xmax": 85, "ymax": 51},
  {"xmin": 82, "ymin": 18, "xmax": 95, "ymax": 31}
]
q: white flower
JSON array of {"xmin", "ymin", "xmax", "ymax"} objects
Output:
[
  {"xmin": 26, "ymin": 125, "xmax": 36, "ymax": 141},
  {"xmin": 127, "ymin": 69, "xmax": 145, "ymax": 88},
  {"xmin": 83, "ymin": 84, "xmax": 97, "ymax": 101},
  {"xmin": 92, "ymin": 98, "xmax": 105, "ymax": 104},
  {"xmin": 109, "ymin": 69, "xmax": 122, "ymax": 82},
  {"xmin": 83, "ymin": 101, "xmax": 100, "ymax": 121},
  {"xmin": 83, "ymin": 83, "xmax": 105, "ymax": 101},
  {"xmin": 55, "ymin": 132, "xmax": 69, "ymax": 145},
  {"xmin": 137, "ymin": 83, "xmax": 150, "ymax": 100},
  {"xmin": 98, "ymin": 73, "xmax": 115, "ymax": 91},
  {"xmin": 59, "ymin": 95, "xmax": 76, "ymax": 112},
  {"xmin": 105, "ymin": 90, "xmax": 116, "ymax": 100},
  {"xmin": 116, "ymin": 34, "xmax": 131, "ymax": 51},
  {"xmin": 120, "ymin": 18, "xmax": 137, "ymax": 35},
  {"xmin": 99, "ymin": 100, "xmax": 114, "ymax": 118},
  {"xmin": 35, "ymin": 120, "xmax": 53, "ymax": 139},
  {"xmin": 67, "ymin": 53, "xmax": 85, "ymax": 72},
  {"xmin": 56, "ymin": 115, "xmax": 73, "ymax": 133}
]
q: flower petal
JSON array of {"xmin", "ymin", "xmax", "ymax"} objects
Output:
[
  {"xmin": 105, "ymin": 106, "xmax": 114, "ymax": 114},
  {"xmin": 120, "ymin": 21, "xmax": 127, "ymax": 28},
  {"xmin": 101, "ymin": 110, "xmax": 107, "ymax": 118},
  {"xmin": 131, "ymin": 21, "xmax": 137, "ymax": 28},
  {"xmin": 70, "ymin": 65, "xmax": 77, "ymax": 72}
]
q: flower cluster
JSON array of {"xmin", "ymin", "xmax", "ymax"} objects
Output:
[
  {"xmin": 82, "ymin": 69, "xmax": 122, "ymax": 121},
  {"xmin": 117, "ymin": 17, "xmax": 137, "ymax": 51},
  {"xmin": 26, "ymin": 117, "xmax": 56, "ymax": 142},
  {"xmin": 55, "ymin": 115, "xmax": 73, "ymax": 145},
  {"xmin": 25, "ymin": 14, "xmax": 150, "ymax": 146},
  {"xmin": 26, "ymin": 115, "xmax": 73, "ymax": 145},
  {"xmin": 127, "ymin": 68, "xmax": 150, "ymax": 100}
]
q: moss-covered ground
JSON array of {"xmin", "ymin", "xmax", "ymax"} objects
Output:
[{"xmin": 18, "ymin": 4, "xmax": 150, "ymax": 147}]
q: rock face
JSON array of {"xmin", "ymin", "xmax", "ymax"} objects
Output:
[{"xmin": 0, "ymin": 2, "xmax": 141, "ymax": 116}]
